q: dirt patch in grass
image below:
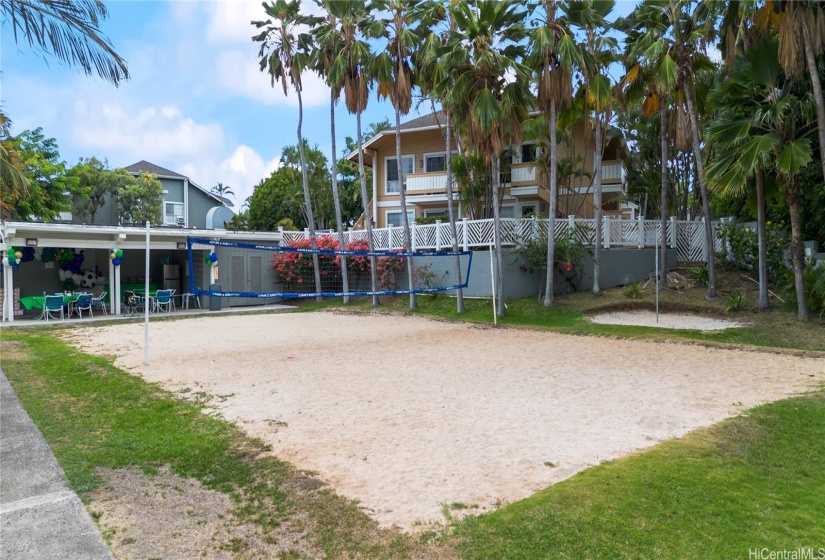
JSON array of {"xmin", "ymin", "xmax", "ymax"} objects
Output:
[
  {"xmin": 88, "ymin": 465, "xmax": 317, "ymax": 560},
  {"xmin": 0, "ymin": 339, "xmax": 26, "ymax": 361}
]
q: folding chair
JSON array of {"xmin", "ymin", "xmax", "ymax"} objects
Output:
[
  {"xmin": 92, "ymin": 292, "xmax": 108, "ymax": 315},
  {"xmin": 73, "ymin": 294, "xmax": 94, "ymax": 318},
  {"xmin": 43, "ymin": 295, "xmax": 65, "ymax": 321},
  {"xmin": 123, "ymin": 290, "xmax": 138, "ymax": 317},
  {"xmin": 155, "ymin": 290, "xmax": 174, "ymax": 313}
]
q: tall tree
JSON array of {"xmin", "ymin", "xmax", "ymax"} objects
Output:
[
  {"xmin": 707, "ymin": 38, "xmax": 815, "ymax": 320},
  {"xmin": 0, "ymin": 112, "xmax": 31, "ymax": 222},
  {"xmin": 114, "ymin": 170, "xmax": 162, "ymax": 225},
  {"xmin": 567, "ymin": 0, "xmax": 617, "ymax": 296},
  {"xmin": 312, "ymin": 0, "xmax": 350, "ymax": 302},
  {"xmin": 441, "ymin": 0, "xmax": 534, "ymax": 317},
  {"xmin": 66, "ymin": 156, "xmax": 111, "ymax": 223},
  {"xmin": 375, "ymin": 0, "xmax": 420, "ymax": 309},
  {"xmin": 326, "ymin": 0, "xmax": 383, "ymax": 305},
  {"xmin": 0, "ymin": 0, "xmax": 128, "ymax": 85},
  {"xmin": 254, "ymin": 0, "xmax": 323, "ymax": 299},
  {"xmin": 528, "ymin": 0, "xmax": 580, "ymax": 306}
]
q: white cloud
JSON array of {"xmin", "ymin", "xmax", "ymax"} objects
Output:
[
  {"xmin": 179, "ymin": 145, "xmax": 280, "ymax": 210},
  {"xmin": 206, "ymin": 0, "xmax": 271, "ymax": 45}
]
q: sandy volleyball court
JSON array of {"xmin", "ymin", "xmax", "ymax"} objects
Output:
[{"xmin": 69, "ymin": 312, "xmax": 824, "ymax": 530}]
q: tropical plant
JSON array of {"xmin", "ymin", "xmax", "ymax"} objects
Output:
[
  {"xmin": 66, "ymin": 156, "xmax": 113, "ymax": 223},
  {"xmin": 725, "ymin": 292, "xmax": 746, "ymax": 313},
  {"xmin": 325, "ymin": 0, "xmax": 383, "ymax": 305},
  {"xmin": 0, "ymin": 112, "xmax": 32, "ymax": 221},
  {"xmin": 438, "ymin": 0, "xmax": 534, "ymax": 317},
  {"xmin": 566, "ymin": 0, "xmax": 617, "ymax": 297},
  {"xmin": 311, "ymin": 0, "xmax": 351, "ymax": 302},
  {"xmin": 624, "ymin": 280, "xmax": 645, "ymax": 299},
  {"xmin": 706, "ymin": 37, "xmax": 815, "ymax": 320},
  {"xmin": 254, "ymin": 0, "xmax": 323, "ymax": 299},
  {"xmin": 374, "ymin": 0, "xmax": 420, "ymax": 309},
  {"xmin": 0, "ymin": 0, "xmax": 128, "ymax": 86},
  {"xmin": 527, "ymin": 0, "xmax": 580, "ymax": 307},
  {"xmin": 211, "ymin": 182, "xmax": 235, "ymax": 206}
]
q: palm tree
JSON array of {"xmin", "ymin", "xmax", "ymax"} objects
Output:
[
  {"xmin": 1, "ymin": 0, "xmax": 128, "ymax": 86},
  {"xmin": 374, "ymin": 0, "xmax": 419, "ymax": 309},
  {"xmin": 416, "ymin": 1, "xmax": 465, "ymax": 313},
  {"xmin": 326, "ymin": 0, "xmax": 382, "ymax": 306},
  {"xmin": 211, "ymin": 182, "xmax": 235, "ymax": 206},
  {"xmin": 528, "ymin": 0, "xmax": 580, "ymax": 306},
  {"xmin": 567, "ymin": 0, "xmax": 617, "ymax": 296},
  {"xmin": 254, "ymin": 0, "xmax": 322, "ymax": 299},
  {"xmin": 706, "ymin": 38, "xmax": 814, "ymax": 319},
  {"xmin": 618, "ymin": 2, "xmax": 685, "ymax": 282},
  {"xmin": 439, "ymin": 0, "xmax": 534, "ymax": 318},
  {"xmin": 311, "ymin": 0, "xmax": 350, "ymax": 302},
  {"xmin": 0, "ymin": 111, "xmax": 29, "ymax": 222}
]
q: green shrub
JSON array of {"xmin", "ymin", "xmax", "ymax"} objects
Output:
[
  {"xmin": 689, "ymin": 265, "xmax": 709, "ymax": 287},
  {"xmin": 624, "ymin": 281, "xmax": 645, "ymax": 299},
  {"xmin": 719, "ymin": 221, "xmax": 789, "ymax": 283},
  {"xmin": 725, "ymin": 292, "xmax": 746, "ymax": 313},
  {"xmin": 512, "ymin": 226, "xmax": 591, "ymax": 292}
]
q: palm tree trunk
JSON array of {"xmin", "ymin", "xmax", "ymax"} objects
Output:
[
  {"xmin": 684, "ymin": 79, "xmax": 717, "ymax": 298},
  {"xmin": 659, "ymin": 102, "xmax": 668, "ymax": 280},
  {"xmin": 297, "ymin": 88, "xmax": 323, "ymax": 301},
  {"xmin": 544, "ymin": 98, "xmax": 557, "ymax": 306},
  {"xmin": 357, "ymin": 109, "xmax": 379, "ymax": 306},
  {"xmin": 491, "ymin": 156, "xmax": 505, "ymax": 317},
  {"xmin": 330, "ymin": 90, "xmax": 349, "ymax": 303},
  {"xmin": 786, "ymin": 184, "xmax": 809, "ymax": 321},
  {"xmin": 395, "ymin": 109, "xmax": 416, "ymax": 308},
  {"xmin": 444, "ymin": 111, "xmax": 465, "ymax": 313},
  {"xmin": 801, "ymin": 20, "xmax": 825, "ymax": 182},
  {"xmin": 755, "ymin": 169, "xmax": 769, "ymax": 309},
  {"xmin": 592, "ymin": 111, "xmax": 603, "ymax": 296}
]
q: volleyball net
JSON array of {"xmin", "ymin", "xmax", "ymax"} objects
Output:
[{"xmin": 187, "ymin": 236, "xmax": 473, "ymax": 300}]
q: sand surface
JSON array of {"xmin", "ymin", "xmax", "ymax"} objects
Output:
[
  {"xmin": 590, "ymin": 311, "xmax": 742, "ymax": 331},
  {"xmin": 69, "ymin": 312, "xmax": 824, "ymax": 530}
]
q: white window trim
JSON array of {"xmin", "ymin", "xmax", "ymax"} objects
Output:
[
  {"xmin": 384, "ymin": 154, "xmax": 415, "ymax": 195},
  {"xmin": 385, "ymin": 209, "xmax": 415, "ymax": 227},
  {"xmin": 513, "ymin": 141, "xmax": 537, "ymax": 164},
  {"xmin": 499, "ymin": 205, "xmax": 515, "ymax": 219},
  {"xmin": 163, "ymin": 201, "xmax": 185, "ymax": 226},
  {"xmin": 423, "ymin": 151, "xmax": 446, "ymax": 173}
]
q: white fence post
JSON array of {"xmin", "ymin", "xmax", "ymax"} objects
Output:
[
  {"xmin": 462, "ymin": 217, "xmax": 469, "ymax": 251},
  {"xmin": 304, "ymin": 228, "xmax": 309, "ymax": 240},
  {"xmin": 568, "ymin": 215, "xmax": 575, "ymax": 239},
  {"xmin": 411, "ymin": 222, "xmax": 417, "ymax": 251},
  {"xmin": 604, "ymin": 215, "xmax": 611, "ymax": 249},
  {"xmin": 669, "ymin": 216, "xmax": 677, "ymax": 249},
  {"xmin": 637, "ymin": 215, "xmax": 645, "ymax": 248},
  {"xmin": 435, "ymin": 220, "xmax": 442, "ymax": 251},
  {"xmin": 387, "ymin": 224, "xmax": 394, "ymax": 250},
  {"xmin": 701, "ymin": 217, "xmax": 708, "ymax": 260}
]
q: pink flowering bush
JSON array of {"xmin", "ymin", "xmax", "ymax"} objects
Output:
[{"xmin": 272, "ymin": 236, "xmax": 406, "ymax": 292}]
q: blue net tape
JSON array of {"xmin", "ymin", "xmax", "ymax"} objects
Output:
[{"xmin": 187, "ymin": 236, "xmax": 472, "ymax": 300}]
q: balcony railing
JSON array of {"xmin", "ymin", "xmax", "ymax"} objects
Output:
[
  {"xmin": 511, "ymin": 163, "xmax": 536, "ymax": 184},
  {"xmin": 405, "ymin": 172, "xmax": 452, "ymax": 193}
]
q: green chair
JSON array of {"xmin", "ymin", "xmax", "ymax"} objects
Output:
[{"xmin": 43, "ymin": 295, "xmax": 64, "ymax": 321}]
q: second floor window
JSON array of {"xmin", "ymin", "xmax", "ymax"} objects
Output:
[
  {"xmin": 425, "ymin": 154, "xmax": 446, "ymax": 173},
  {"xmin": 386, "ymin": 156, "xmax": 414, "ymax": 194},
  {"xmin": 164, "ymin": 201, "xmax": 184, "ymax": 226},
  {"xmin": 521, "ymin": 143, "xmax": 537, "ymax": 164}
]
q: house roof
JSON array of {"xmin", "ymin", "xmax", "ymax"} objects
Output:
[
  {"xmin": 122, "ymin": 160, "xmax": 231, "ymax": 207},
  {"xmin": 347, "ymin": 112, "xmax": 449, "ymax": 164},
  {"xmin": 123, "ymin": 160, "xmax": 187, "ymax": 179}
]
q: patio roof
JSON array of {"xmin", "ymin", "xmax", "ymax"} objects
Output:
[{"xmin": 0, "ymin": 222, "xmax": 282, "ymax": 251}]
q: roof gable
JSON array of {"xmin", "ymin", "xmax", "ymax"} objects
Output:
[{"xmin": 123, "ymin": 160, "xmax": 187, "ymax": 179}]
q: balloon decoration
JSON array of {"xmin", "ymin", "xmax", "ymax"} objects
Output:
[
  {"xmin": 205, "ymin": 251, "xmax": 218, "ymax": 267},
  {"xmin": 110, "ymin": 248, "xmax": 124, "ymax": 267}
]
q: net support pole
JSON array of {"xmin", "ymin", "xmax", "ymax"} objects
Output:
[
  {"xmin": 655, "ymin": 225, "xmax": 660, "ymax": 324},
  {"xmin": 144, "ymin": 221, "xmax": 150, "ymax": 366},
  {"xmin": 489, "ymin": 243, "xmax": 496, "ymax": 327}
]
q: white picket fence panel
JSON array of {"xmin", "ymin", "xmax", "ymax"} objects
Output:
[{"xmin": 280, "ymin": 217, "xmax": 718, "ymax": 262}]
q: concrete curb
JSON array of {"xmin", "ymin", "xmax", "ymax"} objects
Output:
[{"xmin": 1, "ymin": 370, "xmax": 113, "ymax": 559}]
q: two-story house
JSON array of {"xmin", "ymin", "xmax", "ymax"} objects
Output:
[{"xmin": 349, "ymin": 112, "xmax": 634, "ymax": 228}]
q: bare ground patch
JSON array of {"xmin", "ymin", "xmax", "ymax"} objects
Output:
[{"xmin": 88, "ymin": 465, "xmax": 317, "ymax": 560}]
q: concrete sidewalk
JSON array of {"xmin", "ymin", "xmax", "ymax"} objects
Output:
[{"xmin": 1, "ymin": 370, "xmax": 113, "ymax": 560}]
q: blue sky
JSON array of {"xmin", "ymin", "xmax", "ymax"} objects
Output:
[{"xmin": 2, "ymin": 0, "xmax": 638, "ymax": 211}]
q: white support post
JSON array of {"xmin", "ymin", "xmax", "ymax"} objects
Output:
[
  {"xmin": 387, "ymin": 224, "xmax": 394, "ymax": 250},
  {"xmin": 669, "ymin": 216, "xmax": 677, "ymax": 249},
  {"xmin": 568, "ymin": 215, "xmax": 575, "ymax": 244},
  {"xmin": 2, "ymin": 265, "xmax": 13, "ymax": 322},
  {"xmin": 114, "ymin": 261, "xmax": 121, "ymax": 315},
  {"xmin": 435, "ymin": 220, "xmax": 442, "ymax": 251},
  {"xmin": 638, "ymin": 215, "xmax": 645, "ymax": 249},
  {"xmin": 278, "ymin": 226, "xmax": 284, "ymax": 240},
  {"xmin": 109, "ymin": 256, "xmax": 116, "ymax": 314},
  {"xmin": 604, "ymin": 215, "xmax": 611, "ymax": 249},
  {"xmin": 303, "ymin": 228, "xmax": 309, "ymax": 240},
  {"xmin": 411, "ymin": 222, "xmax": 417, "ymax": 251},
  {"xmin": 209, "ymin": 246, "xmax": 217, "ymax": 286},
  {"xmin": 701, "ymin": 217, "xmax": 708, "ymax": 261},
  {"xmin": 462, "ymin": 217, "xmax": 469, "ymax": 251}
]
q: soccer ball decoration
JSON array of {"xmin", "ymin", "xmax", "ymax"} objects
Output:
[
  {"xmin": 110, "ymin": 248, "xmax": 124, "ymax": 267},
  {"xmin": 205, "ymin": 252, "xmax": 218, "ymax": 267},
  {"xmin": 80, "ymin": 270, "xmax": 96, "ymax": 289}
]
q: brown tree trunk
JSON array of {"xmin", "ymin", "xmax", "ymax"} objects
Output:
[
  {"xmin": 356, "ymin": 109, "xmax": 379, "ymax": 306},
  {"xmin": 684, "ymin": 79, "xmax": 717, "ymax": 298},
  {"xmin": 592, "ymin": 111, "xmax": 603, "ymax": 296},
  {"xmin": 786, "ymin": 184, "xmax": 809, "ymax": 320},
  {"xmin": 802, "ymin": 20, "xmax": 825, "ymax": 183}
]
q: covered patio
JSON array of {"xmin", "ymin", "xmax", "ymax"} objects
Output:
[{"xmin": 1, "ymin": 222, "xmax": 282, "ymax": 323}]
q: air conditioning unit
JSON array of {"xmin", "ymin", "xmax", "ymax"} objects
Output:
[{"xmin": 177, "ymin": 217, "xmax": 185, "ymax": 226}]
